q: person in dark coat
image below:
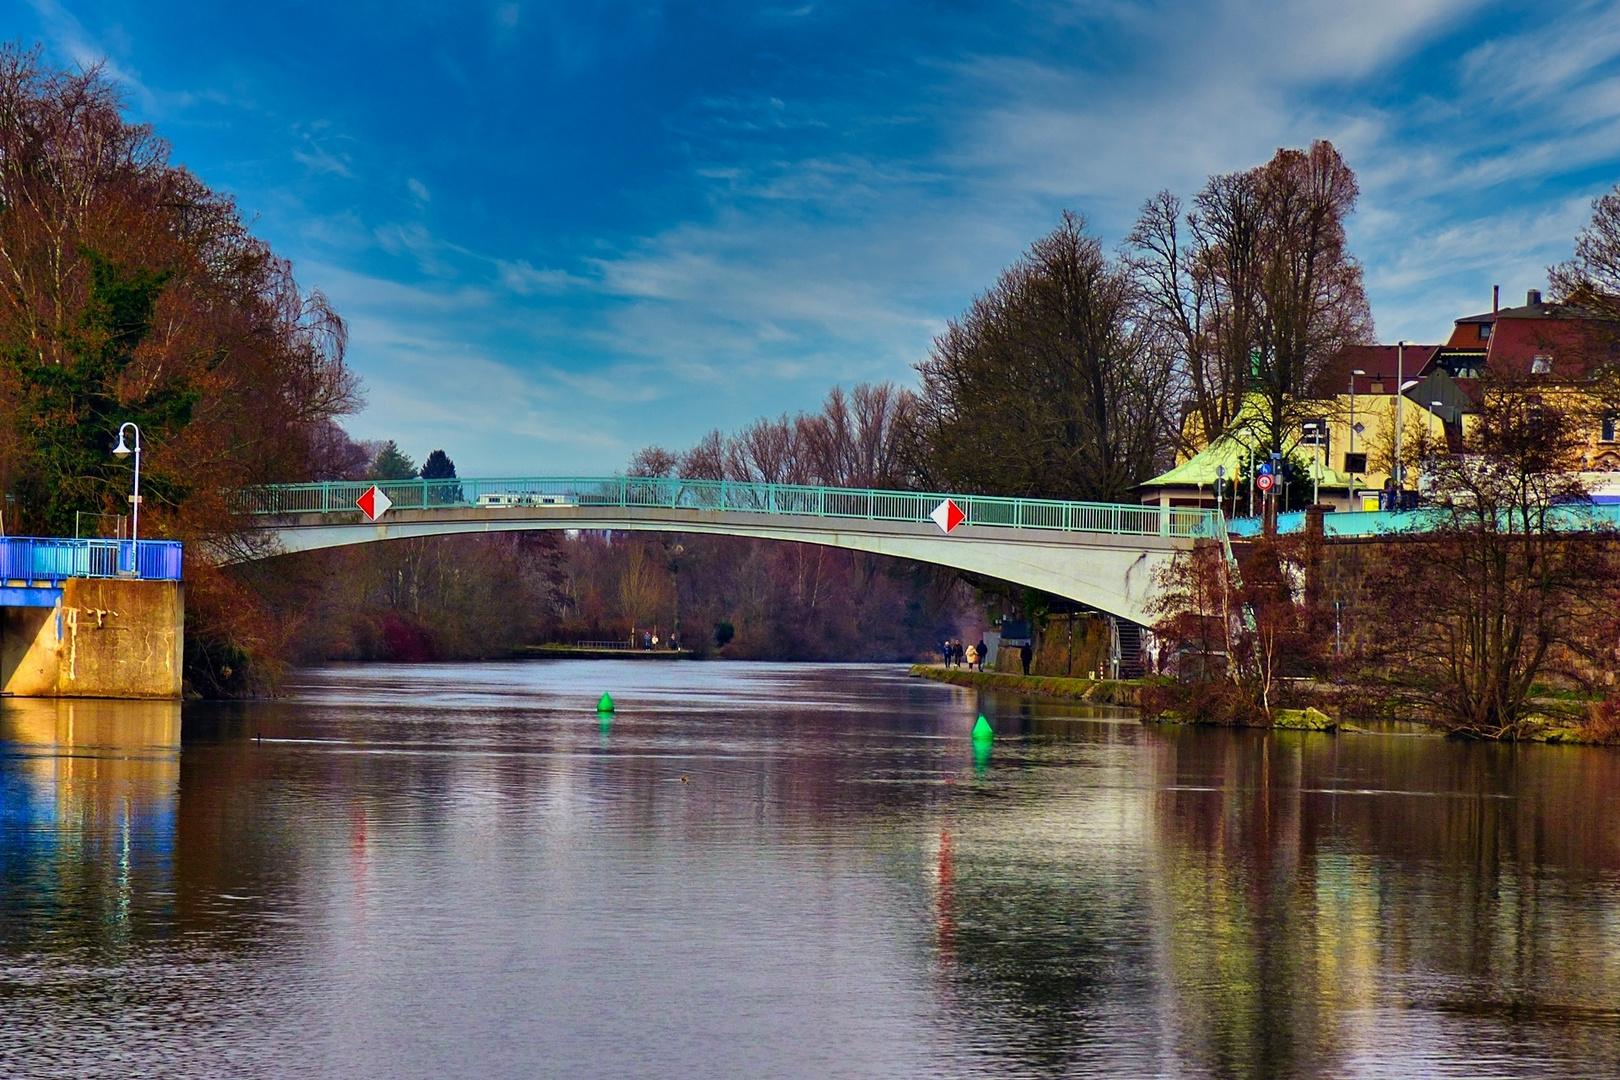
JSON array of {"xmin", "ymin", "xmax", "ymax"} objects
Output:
[
  {"xmin": 975, "ymin": 639, "xmax": 988, "ymax": 671},
  {"xmin": 1019, "ymin": 642, "xmax": 1033, "ymax": 675}
]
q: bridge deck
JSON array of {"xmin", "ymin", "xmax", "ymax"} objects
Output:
[{"xmin": 238, "ymin": 476, "xmax": 1221, "ymax": 538}]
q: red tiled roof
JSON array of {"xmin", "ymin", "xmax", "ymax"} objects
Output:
[
  {"xmin": 1311, "ymin": 344, "xmax": 1442, "ymax": 398},
  {"xmin": 1482, "ymin": 312, "xmax": 1620, "ymax": 380}
]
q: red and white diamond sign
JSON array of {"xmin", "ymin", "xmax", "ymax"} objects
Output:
[
  {"xmin": 356, "ymin": 485, "xmax": 393, "ymax": 521},
  {"xmin": 930, "ymin": 498, "xmax": 966, "ymax": 533}
]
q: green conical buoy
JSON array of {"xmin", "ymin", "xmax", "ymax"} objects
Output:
[
  {"xmin": 597, "ymin": 692, "xmax": 615, "ymax": 713},
  {"xmin": 972, "ymin": 715, "xmax": 994, "ymax": 741}
]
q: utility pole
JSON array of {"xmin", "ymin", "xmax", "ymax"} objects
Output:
[
  {"xmin": 1348, "ymin": 368, "xmax": 1364, "ymax": 508},
  {"xmin": 1394, "ymin": 341, "xmax": 1405, "ymax": 494}
]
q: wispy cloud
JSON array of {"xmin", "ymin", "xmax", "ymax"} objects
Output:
[{"xmin": 14, "ymin": 0, "xmax": 1620, "ymax": 471}]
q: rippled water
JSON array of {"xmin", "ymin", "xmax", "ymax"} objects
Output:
[{"xmin": 2, "ymin": 661, "xmax": 1620, "ymax": 1078}]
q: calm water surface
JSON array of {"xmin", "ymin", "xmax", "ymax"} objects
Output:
[{"xmin": 2, "ymin": 661, "xmax": 1620, "ymax": 1078}]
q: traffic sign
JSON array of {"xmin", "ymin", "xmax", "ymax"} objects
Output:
[
  {"xmin": 356, "ymin": 485, "xmax": 393, "ymax": 521},
  {"xmin": 1256, "ymin": 474, "xmax": 1275, "ymax": 492},
  {"xmin": 930, "ymin": 498, "xmax": 965, "ymax": 533},
  {"xmin": 1255, "ymin": 461, "xmax": 1273, "ymax": 476}
]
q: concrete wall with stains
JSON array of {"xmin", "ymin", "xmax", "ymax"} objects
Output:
[{"xmin": 0, "ymin": 579, "xmax": 184, "ymax": 699}]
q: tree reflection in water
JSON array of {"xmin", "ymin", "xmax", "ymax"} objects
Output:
[{"xmin": 1, "ymin": 666, "xmax": 1618, "ymax": 1078}]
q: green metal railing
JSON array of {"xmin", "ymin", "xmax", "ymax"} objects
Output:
[{"xmin": 236, "ymin": 476, "xmax": 1222, "ymax": 539}]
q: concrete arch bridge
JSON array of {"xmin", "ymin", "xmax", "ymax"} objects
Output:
[{"xmin": 235, "ymin": 477, "xmax": 1221, "ymax": 626}]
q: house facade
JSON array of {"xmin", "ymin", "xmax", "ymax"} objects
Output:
[{"xmin": 1139, "ymin": 289, "xmax": 1620, "ymax": 513}]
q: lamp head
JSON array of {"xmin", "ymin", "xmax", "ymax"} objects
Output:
[
  {"xmin": 112, "ymin": 431, "xmax": 132, "ymax": 457},
  {"xmin": 1401, "ymin": 379, "xmax": 1421, "ymax": 391},
  {"xmin": 1352, "ymin": 369, "xmax": 1366, "ymax": 376}
]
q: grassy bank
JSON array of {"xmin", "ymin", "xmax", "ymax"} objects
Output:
[
  {"xmin": 909, "ymin": 665, "xmax": 1141, "ymax": 706},
  {"xmin": 913, "ymin": 665, "xmax": 1615, "ymax": 745}
]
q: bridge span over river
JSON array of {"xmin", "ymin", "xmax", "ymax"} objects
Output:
[{"xmin": 237, "ymin": 477, "xmax": 1222, "ymax": 625}]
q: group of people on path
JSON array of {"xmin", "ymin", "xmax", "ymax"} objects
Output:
[{"xmin": 940, "ymin": 637, "xmax": 988, "ymax": 671}]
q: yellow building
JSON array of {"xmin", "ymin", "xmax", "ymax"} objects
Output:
[{"xmin": 1140, "ymin": 388, "xmax": 1451, "ymax": 515}]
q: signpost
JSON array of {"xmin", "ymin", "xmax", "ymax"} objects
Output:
[
  {"xmin": 356, "ymin": 485, "xmax": 393, "ymax": 521},
  {"xmin": 930, "ymin": 498, "xmax": 965, "ymax": 533}
]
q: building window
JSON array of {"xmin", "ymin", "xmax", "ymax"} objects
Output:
[
  {"xmin": 1478, "ymin": 323, "xmax": 1492, "ymax": 341},
  {"xmin": 1531, "ymin": 355, "xmax": 1552, "ymax": 374},
  {"xmin": 1604, "ymin": 414, "xmax": 1617, "ymax": 443},
  {"xmin": 1370, "ymin": 381, "xmax": 1385, "ymax": 394},
  {"xmin": 1344, "ymin": 452, "xmax": 1367, "ymax": 474}
]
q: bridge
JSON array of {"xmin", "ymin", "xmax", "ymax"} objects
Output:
[{"xmin": 235, "ymin": 476, "xmax": 1222, "ymax": 625}]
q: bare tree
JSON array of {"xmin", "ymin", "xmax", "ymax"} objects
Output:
[
  {"xmin": 1550, "ymin": 184, "xmax": 1620, "ymax": 309},
  {"xmin": 628, "ymin": 382, "xmax": 917, "ymax": 490},
  {"xmin": 1357, "ymin": 378, "xmax": 1616, "ymax": 737},
  {"xmin": 1131, "ymin": 141, "xmax": 1373, "ymax": 458}
]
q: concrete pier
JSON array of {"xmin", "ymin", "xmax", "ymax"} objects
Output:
[{"xmin": 1, "ymin": 578, "xmax": 184, "ymax": 699}]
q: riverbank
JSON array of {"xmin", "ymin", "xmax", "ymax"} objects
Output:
[
  {"xmin": 517, "ymin": 644, "xmax": 697, "ymax": 661},
  {"xmin": 908, "ymin": 665, "xmax": 1142, "ymax": 706},
  {"xmin": 911, "ymin": 665, "xmax": 1616, "ymax": 744}
]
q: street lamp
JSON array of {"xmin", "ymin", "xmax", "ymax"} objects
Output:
[
  {"xmin": 1349, "ymin": 368, "xmax": 1365, "ymax": 504},
  {"xmin": 111, "ymin": 422, "xmax": 142, "ymax": 541}
]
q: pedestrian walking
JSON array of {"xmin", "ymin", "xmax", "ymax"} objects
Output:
[
  {"xmin": 1019, "ymin": 641, "xmax": 1033, "ymax": 676},
  {"xmin": 975, "ymin": 639, "xmax": 988, "ymax": 671},
  {"xmin": 964, "ymin": 643, "xmax": 978, "ymax": 670}
]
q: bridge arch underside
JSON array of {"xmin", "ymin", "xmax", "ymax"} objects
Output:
[{"xmin": 253, "ymin": 506, "xmax": 1190, "ymax": 626}]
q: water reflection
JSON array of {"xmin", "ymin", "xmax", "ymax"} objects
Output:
[
  {"xmin": 0, "ymin": 698, "xmax": 179, "ymax": 948},
  {"xmin": 0, "ymin": 666, "xmax": 1617, "ymax": 1078}
]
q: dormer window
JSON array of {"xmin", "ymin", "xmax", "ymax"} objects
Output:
[
  {"xmin": 1478, "ymin": 323, "xmax": 1492, "ymax": 341},
  {"xmin": 1531, "ymin": 355, "xmax": 1552, "ymax": 374},
  {"xmin": 1604, "ymin": 413, "xmax": 1617, "ymax": 443}
]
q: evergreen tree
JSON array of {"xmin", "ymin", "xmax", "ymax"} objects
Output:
[
  {"xmin": 368, "ymin": 441, "xmax": 416, "ymax": 480},
  {"xmin": 420, "ymin": 449, "xmax": 456, "ymax": 479}
]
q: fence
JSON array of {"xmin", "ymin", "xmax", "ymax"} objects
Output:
[
  {"xmin": 0, "ymin": 538, "xmax": 184, "ymax": 582},
  {"xmin": 237, "ymin": 476, "xmax": 1221, "ymax": 539}
]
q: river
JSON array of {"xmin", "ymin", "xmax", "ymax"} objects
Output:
[{"xmin": 1, "ymin": 661, "xmax": 1618, "ymax": 1078}]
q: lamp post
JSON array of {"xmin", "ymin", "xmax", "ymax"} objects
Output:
[
  {"xmin": 111, "ymin": 422, "xmax": 142, "ymax": 541},
  {"xmin": 1349, "ymin": 368, "xmax": 1365, "ymax": 505},
  {"xmin": 1395, "ymin": 342, "xmax": 1405, "ymax": 489}
]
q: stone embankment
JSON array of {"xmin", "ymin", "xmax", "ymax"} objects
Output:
[{"xmin": 908, "ymin": 665, "xmax": 1141, "ymax": 706}]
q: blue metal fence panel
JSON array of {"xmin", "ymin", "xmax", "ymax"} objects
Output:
[
  {"xmin": 238, "ymin": 476, "xmax": 1223, "ymax": 539},
  {"xmin": 0, "ymin": 538, "xmax": 183, "ymax": 583}
]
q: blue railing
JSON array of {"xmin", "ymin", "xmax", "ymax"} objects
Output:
[
  {"xmin": 236, "ymin": 476, "xmax": 1223, "ymax": 539},
  {"xmin": 0, "ymin": 538, "xmax": 183, "ymax": 582},
  {"xmin": 1227, "ymin": 503, "xmax": 1620, "ymax": 539}
]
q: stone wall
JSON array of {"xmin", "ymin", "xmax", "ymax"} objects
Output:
[
  {"xmin": 1, "ymin": 579, "xmax": 184, "ymax": 699},
  {"xmin": 994, "ymin": 612, "xmax": 1112, "ymax": 678}
]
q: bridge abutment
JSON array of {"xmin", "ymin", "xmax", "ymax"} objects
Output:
[{"xmin": 1, "ymin": 578, "xmax": 184, "ymax": 699}]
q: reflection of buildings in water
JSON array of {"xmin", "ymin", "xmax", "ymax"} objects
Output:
[
  {"xmin": 0, "ymin": 698, "xmax": 180, "ymax": 938},
  {"xmin": 1146, "ymin": 729, "xmax": 1620, "ymax": 1075}
]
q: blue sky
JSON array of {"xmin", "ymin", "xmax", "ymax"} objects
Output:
[{"xmin": 13, "ymin": 1, "xmax": 1620, "ymax": 474}]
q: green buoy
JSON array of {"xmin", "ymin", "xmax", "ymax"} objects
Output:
[
  {"xmin": 972, "ymin": 715, "xmax": 994, "ymax": 741},
  {"xmin": 597, "ymin": 692, "xmax": 615, "ymax": 713}
]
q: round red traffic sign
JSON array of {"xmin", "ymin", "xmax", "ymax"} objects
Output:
[{"xmin": 1256, "ymin": 474, "xmax": 1275, "ymax": 492}]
